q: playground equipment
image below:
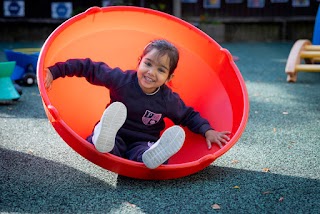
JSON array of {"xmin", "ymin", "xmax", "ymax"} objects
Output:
[
  {"xmin": 312, "ymin": 4, "xmax": 320, "ymax": 45},
  {"xmin": 285, "ymin": 5, "xmax": 320, "ymax": 82},
  {"xmin": 285, "ymin": 40, "xmax": 320, "ymax": 82},
  {"xmin": 4, "ymin": 48, "xmax": 39, "ymax": 86},
  {"xmin": 0, "ymin": 61, "xmax": 21, "ymax": 101},
  {"xmin": 37, "ymin": 6, "xmax": 249, "ymax": 180}
]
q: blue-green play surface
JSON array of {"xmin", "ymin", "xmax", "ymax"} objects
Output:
[{"xmin": 0, "ymin": 41, "xmax": 319, "ymax": 213}]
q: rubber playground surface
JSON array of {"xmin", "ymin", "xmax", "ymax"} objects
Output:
[{"xmin": 1, "ymin": 41, "xmax": 319, "ymax": 213}]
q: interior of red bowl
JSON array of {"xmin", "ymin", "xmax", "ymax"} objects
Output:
[{"xmin": 37, "ymin": 6, "xmax": 248, "ymax": 167}]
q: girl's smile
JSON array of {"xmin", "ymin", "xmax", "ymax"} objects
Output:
[{"xmin": 137, "ymin": 48, "xmax": 172, "ymax": 94}]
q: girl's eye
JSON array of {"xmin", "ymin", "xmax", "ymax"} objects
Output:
[
  {"xmin": 144, "ymin": 62, "xmax": 152, "ymax": 67},
  {"xmin": 158, "ymin": 68, "xmax": 165, "ymax": 73}
]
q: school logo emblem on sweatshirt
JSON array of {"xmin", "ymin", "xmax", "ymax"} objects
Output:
[{"xmin": 142, "ymin": 110, "xmax": 162, "ymax": 125}]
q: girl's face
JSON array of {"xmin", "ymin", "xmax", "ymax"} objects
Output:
[{"xmin": 137, "ymin": 48, "xmax": 172, "ymax": 94}]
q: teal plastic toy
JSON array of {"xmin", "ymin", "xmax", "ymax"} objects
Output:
[{"xmin": 0, "ymin": 61, "xmax": 21, "ymax": 101}]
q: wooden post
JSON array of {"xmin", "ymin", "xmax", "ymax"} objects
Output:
[{"xmin": 173, "ymin": 0, "xmax": 181, "ymax": 18}]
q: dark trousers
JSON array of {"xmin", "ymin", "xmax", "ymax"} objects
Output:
[{"xmin": 86, "ymin": 134, "xmax": 151, "ymax": 162}]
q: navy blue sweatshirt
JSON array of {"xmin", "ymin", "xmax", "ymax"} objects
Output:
[{"xmin": 49, "ymin": 58, "xmax": 213, "ymax": 143}]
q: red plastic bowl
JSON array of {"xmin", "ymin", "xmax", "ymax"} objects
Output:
[{"xmin": 37, "ymin": 6, "xmax": 249, "ymax": 180}]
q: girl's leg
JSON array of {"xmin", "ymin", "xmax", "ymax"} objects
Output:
[
  {"xmin": 110, "ymin": 135, "xmax": 127, "ymax": 157},
  {"xmin": 91, "ymin": 102, "xmax": 127, "ymax": 153},
  {"xmin": 126, "ymin": 141, "xmax": 170, "ymax": 165},
  {"xmin": 87, "ymin": 134, "xmax": 127, "ymax": 157},
  {"xmin": 142, "ymin": 125, "xmax": 185, "ymax": 169},
  {"xmin": 125, "ymin": 141, "xmax": 150, "ymax": 162}
]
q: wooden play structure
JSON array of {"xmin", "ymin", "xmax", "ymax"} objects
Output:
[
  {"xmin": 285, "ymin": 5, "xmax": 320, "ymax": 82},
  {"xmin": 285, "ymin": 39, "xmax": 320, "ymax": 82}
]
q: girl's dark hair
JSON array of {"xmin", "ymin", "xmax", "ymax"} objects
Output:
[{"xmin": 139, "ymin": 39, "xmax": 179, "ymax": 75}]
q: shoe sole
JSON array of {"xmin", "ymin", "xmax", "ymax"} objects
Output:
[
  {"xmin": 142, "ymin": 125, "xmax": 185, "ymax": 169},
  {"xmin": 95, "ymin": 102, "xmax": 127, "ymax": 153}
]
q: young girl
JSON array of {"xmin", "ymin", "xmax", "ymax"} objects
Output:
[{"xmin": 44, "ymin": 39, "xmax": 230, "ymax": 169}]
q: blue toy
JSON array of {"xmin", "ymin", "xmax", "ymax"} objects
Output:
[
  {"xmin": 4, "ymin": 49, "xmax": 39, "ymax": 86},
  {"xmin": 312, "ymin": 4, "xmax": 320, "ymax": 45}
]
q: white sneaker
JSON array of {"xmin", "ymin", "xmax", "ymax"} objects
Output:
[
  {"xmin": 142, "ymin": 125, "xmax": 185, "ymax": 169},
  {"xmin": 93, "ymin": 102, "xmax": 127, "ymax": 153}
]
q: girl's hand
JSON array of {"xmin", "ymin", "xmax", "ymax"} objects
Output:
[
  {"xmin": 205, "ymin": 130, "xmax": 231, "ymax": 149},
  {"xmin": 44, "ymin": 68, "xmax": 53, "ymax": 90}
]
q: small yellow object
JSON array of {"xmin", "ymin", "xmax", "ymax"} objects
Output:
[{"xmin": 262, "ymin": 168, "xmax": 270, "ymax": 172}]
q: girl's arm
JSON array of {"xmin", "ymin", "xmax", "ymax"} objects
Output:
[
  {"xmin": 47, "ymin": 58, "xmax": 121, "ymax": 87},
  {"xmin": 167, "ymin": 91, "xmax": 231, "ymax": 149}
]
